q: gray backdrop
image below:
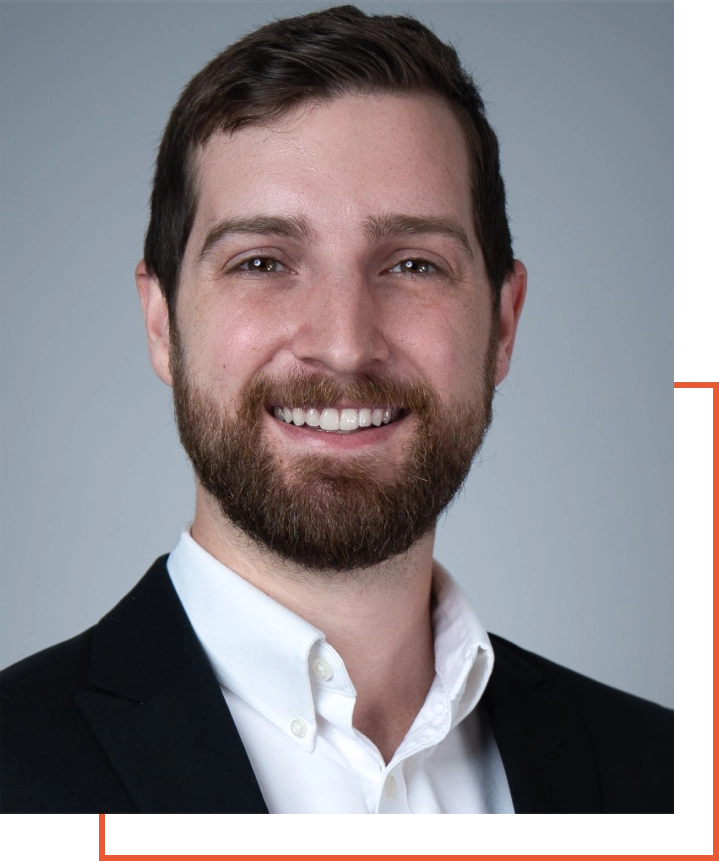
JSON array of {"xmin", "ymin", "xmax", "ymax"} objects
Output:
[{"xmin": 0, "ymin": 1, "xmax": 673, "ymax": 707}]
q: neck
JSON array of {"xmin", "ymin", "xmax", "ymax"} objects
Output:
[{"xmin": 191, "ymin": 488, "xmax": 437, "ymax": 762}]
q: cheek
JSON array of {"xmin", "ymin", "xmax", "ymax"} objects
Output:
[
  {"xmin": 389, "ymin": 292, "xmax": 491, "ymax": 394},
  {"xmin": 181, "ymin": 298, "xmax": 290, "ymax": 396}
]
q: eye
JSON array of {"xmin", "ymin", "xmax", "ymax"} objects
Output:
[
  {"xmin": 388, "ymin": 259, "xmax": 438, "ymax": 275},
  {"xmin": 235, "ymin": 256, "xmax": 287, "ymax": 273}
]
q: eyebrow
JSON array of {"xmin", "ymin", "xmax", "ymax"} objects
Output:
[
  {"xmin": 362, "ymin": 213, "xmax": 475, "ymax": 261},
  {"xmin": 198, "ymin": 215, "xmax": 314, "ymax": 259},
  {"xmin": 198, "ymin": 212, "xmax": 475, "ymax": 262}
]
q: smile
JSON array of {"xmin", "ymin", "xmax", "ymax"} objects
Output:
[{"xmin": 271, "ymin": 405, "xmax": 402, "ymax": 434}]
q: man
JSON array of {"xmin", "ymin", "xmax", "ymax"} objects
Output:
[{"xmin": 1, "ymin": 5, "xmax": 672, "ymax": 813}]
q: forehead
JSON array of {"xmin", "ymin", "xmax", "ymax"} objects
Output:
[{"xmin": 189, "ymin": 93, "xmax": 475, "ymax": 240}]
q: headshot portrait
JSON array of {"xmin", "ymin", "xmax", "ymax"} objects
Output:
[{"xmin": 1, "ymin": 2, "xmax": 672, "ymax": 815}]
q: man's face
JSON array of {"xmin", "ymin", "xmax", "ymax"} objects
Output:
[{"xmin": 158, "ymin": 94, "xmax": 513, "ymax": 570}]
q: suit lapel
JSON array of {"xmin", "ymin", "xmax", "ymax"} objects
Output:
[
  {"xmin": 484, "ymin": 634, "xmax": 602, "ymax": 813},
  {"xmin": 73, "ymin": 559, "xmax": 602, "ymax": 813},
  {"xmin": 75, "ymin": 557, "xmax": 268, "ymax": 813}
]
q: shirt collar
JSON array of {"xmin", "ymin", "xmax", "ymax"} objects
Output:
[
  {"xmin": 431, "ymin": 559, "xmax": 494, "ymax": 725},
  {"xmin": 167, "ymin": 531, "xmax": 493, "ymax": 750},
  {"xmin": 167, "ymin": 531, "xmax": 323, "ymax": 750}
]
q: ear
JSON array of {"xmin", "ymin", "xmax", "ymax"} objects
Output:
[
  {"xmin": 494, "ymin": 260, "xmax": 527, "ymax": 386},
  {"xmin": 136, "ymin": 260, "xmax": 173, "ymax": 386}
]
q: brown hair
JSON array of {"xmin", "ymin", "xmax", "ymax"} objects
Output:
[{"xmin": 143, "ymin": 5, "xmax": 514, "ymax": 318}]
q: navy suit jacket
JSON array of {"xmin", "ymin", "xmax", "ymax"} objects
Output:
[{"xmin": 1, "ymin": 556, "xmax": 673, "ymax": 812}]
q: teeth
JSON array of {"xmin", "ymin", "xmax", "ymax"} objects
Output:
[
  {"xmin": 274, "ymin": 405, "xmax": 400, "ymax": 432},
  {"xmin": 339, "ymin": 409, "xmax": 359, "ymax": 431},
  {"xmin": 319, "ymin": 408, "xmax": 340, "ymax": 431}
]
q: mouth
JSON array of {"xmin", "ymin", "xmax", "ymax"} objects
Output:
[{"xmin": 269, "ymin": 405, "xmax": 403, "ymax": 434}]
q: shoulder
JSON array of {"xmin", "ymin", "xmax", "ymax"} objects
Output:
[
  {"xmin": 488, "ymin": 633, "xmax": 673, "ymax": 812},
  {"xmin": 0, "ymin": 556, "xmax": 173, "ymax": 812},
  {"xmin": 2, "ymin": 628, "xmax": 95, "ymax": 699},
  {"xmin": 1, "ymin": 627, "xmax": 93, "ymax": 746},
  {"xmin": 489, "ymin": 632, "xmax": 673, "ymax": 730},
  {"xmin": 0, "ymin": 628, "xmax": 135, "ymax": 812}
]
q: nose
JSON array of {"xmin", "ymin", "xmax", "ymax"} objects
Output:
[{"xmin": 290, "ymin": 270, "xmax": 391, "ymax": 375}]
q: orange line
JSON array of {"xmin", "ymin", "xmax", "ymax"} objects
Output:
[
  {"xmin": 97, "ymin": 813, "xmax": 714, "ymax": 861},
  {"xmin": 97, "ymin": 813, "xmax": 107, "ymax": 861},
  {"xmin": 676, "ymin": 381, "xmax": 717, "ymax": 858},
  {"xmin": 711, "ymin": 384, "xmax": 719, "ymax": 854}
]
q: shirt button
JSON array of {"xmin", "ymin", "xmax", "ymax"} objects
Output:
[
  {"xmin": 311, "ymin": 658, "xmax": 334, "ymax": 681},
  {"xmin": 384, "ymin": 775, "xmax": 397, "ymax": 799},
  {"xmin": 290, "ymin": 718, "xmax": 307, "ymax": 738}
]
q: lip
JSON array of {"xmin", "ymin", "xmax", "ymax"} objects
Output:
[{"xmin": 264, "ymin": 409, "xmax": 409, "ymax": 451}]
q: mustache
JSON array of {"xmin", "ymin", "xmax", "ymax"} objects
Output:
[{"xmin": 240, "ymin": 370, "xmax": 438, "ymax": 415}]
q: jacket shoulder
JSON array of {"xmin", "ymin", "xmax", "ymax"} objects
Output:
[
  {"xmin": 2, "ymin": 627, "xmax": 95, "ymax": 695},
  {"xmin": 489, "ymin": 633, "xmax": 673, "ymax": 812},
  {"xmin": 490, "ymin": 632, "xmax": 672, "ymax": 723},
  {"xmin": 0, "ymin": 628, "xmax": 135, "ymax": 815},
  {"xmin": 1, "ymin": 617, "xmax": 146, "ymax": 812}
]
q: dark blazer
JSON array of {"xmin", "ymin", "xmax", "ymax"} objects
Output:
[{"xmin": 1, "ymin": 556, "xmax": 673, "ymax": 813}]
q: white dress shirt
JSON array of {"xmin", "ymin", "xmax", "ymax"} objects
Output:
[{"xmin": 167, "ymin": 531, "xmax": 514, "ymax": 813}]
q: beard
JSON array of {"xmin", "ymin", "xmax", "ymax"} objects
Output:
[{"xmin": 170, "ymin": 339, "xmax": 497, "ymax": 572}]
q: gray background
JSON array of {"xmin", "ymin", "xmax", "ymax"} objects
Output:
[{"xmin": 0, "ymin": 1, "xmax": 673, "ymax": 707}]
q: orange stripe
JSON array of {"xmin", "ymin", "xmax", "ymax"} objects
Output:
[
  {"xmin": 674, "ymin": 381, "xmax": 717, "ymax": 387},
  {"xmin": 97, "ymin": 814, "xmax": 714, "ymax": 861},
  {"xmin": 674, "ymin": 380, "xmax": 719, "ymax": 855},
  {"xmin": 712, "ymin": 379, "xmax": 716, "ymax": 861}
]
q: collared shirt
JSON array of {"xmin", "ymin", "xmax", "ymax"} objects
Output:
[{"xmin": 167, "ymin": 531, "xmax": 514, "ymax": 813}]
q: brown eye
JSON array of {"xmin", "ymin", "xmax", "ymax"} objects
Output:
[
  {"xmin": 389, "ymin": 259, "xmax": 437, "ymax": 274},
  {"xmin": 238, "ymin": 257, "xmax": 286, "ymax": 272}
]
